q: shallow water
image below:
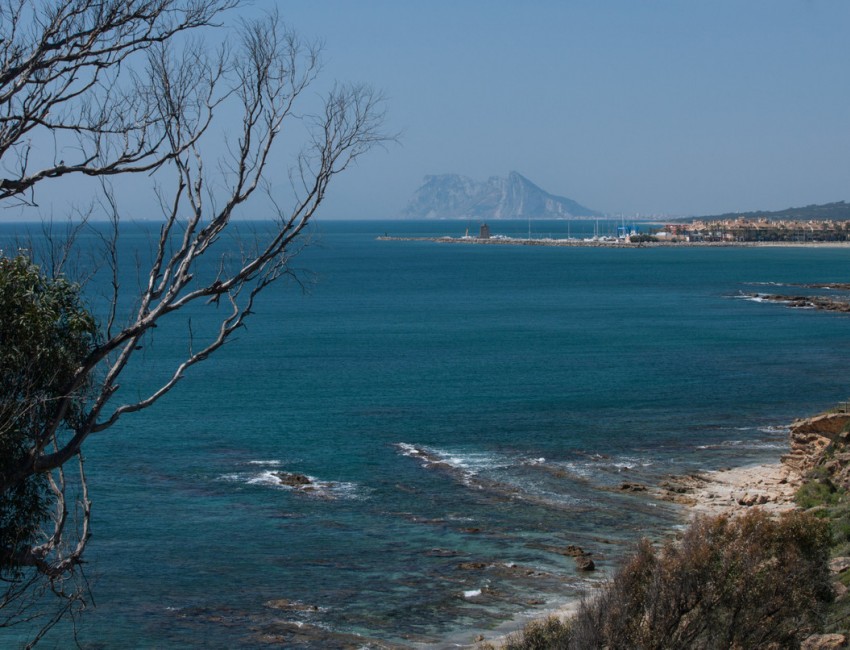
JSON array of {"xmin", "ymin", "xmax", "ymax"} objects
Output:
[{"xmin": 4, "ymin": 219, "xmax": 850, "ymax": 648}]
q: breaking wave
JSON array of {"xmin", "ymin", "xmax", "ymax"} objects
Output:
[
  {"xmin": 696, "ymin": 439, "xmax": 787, "ymax": 451},
  {"xmin": 217, "ymin": 466, "xmax": 364, "ymax": 500}
]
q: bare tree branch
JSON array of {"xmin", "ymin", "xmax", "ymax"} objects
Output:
[
  {"xmin": 1, "ymin": 3, "xmax": 393, "ymax": 642},
  {"xmin": 0, "ymin": 0, "xmax": 239, "ymax": 204}
]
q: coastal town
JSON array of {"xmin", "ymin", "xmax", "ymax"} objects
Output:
[
  {"xmin": 379, "ymin": 217, "xmax": 850, "ymax": 247},
  {"xmin": 662, "ymin": 217, "xmax": 850, "ymax": 243}
]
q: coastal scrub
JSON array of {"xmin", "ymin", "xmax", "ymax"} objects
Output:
[{"xmin": 499, "ymin": 510, "xmax": 833, "ymax": 649}]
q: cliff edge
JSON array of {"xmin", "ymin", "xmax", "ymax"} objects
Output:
[{"xmin": 785, "ymin": 411, "xmax": 850, "ymax": 487}]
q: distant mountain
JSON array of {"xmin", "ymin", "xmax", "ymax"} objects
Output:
[
  {"xmin": 402, "ymin": 172, "xmax": 602, "ymax": 220},
  {"xmin": 691, "ymin": 201, "xmax": 850, "ymax": 223}
]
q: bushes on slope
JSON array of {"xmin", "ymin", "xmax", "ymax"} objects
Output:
[{"xmin": 502, "ymin": 510, "xmax": 833, "ymax": 649}]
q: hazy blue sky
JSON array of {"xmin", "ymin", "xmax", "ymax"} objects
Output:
[
  {"xmin": 10, "ymin": 1, "xmax": 850, "ymax": 221},
  {"xmin": 266, "ymin": 0, "xmax": 850, "ymax": 218}
]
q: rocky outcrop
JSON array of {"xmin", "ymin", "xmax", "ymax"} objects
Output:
[
  {"xmin": 656, "ymin": 464, "xmax": 800, "ymax": 514},
  {"xmin": 456, "ymin": 561, "xmax": 490, "ymax": 571},
  {"xmin": 784, "ymin": 412, "xmax": 850, "ymax": 489},
  {"xmin": 657, "ymin": 475, "xmax": 706, "ymax": 506},
  {"xmin": 737, "ymin": 493, "xmax": 770, "ymax": 506},
  {"xmin": 545, "ymin": 544, "xmax": 597, "ymax": 571},
  {"xmin": 273, "ymin": 471, "xmax": 313, "ymax": 487},
  {"xmin": 744, "ymin": 293, "xmax": 850, "ymax": 313}
]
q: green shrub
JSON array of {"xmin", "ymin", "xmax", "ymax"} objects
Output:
[
  {"xmin": 796, "ymin": 466, "xmax": 841, "ymax": 510},
  {"xmin": 797, "ymin": 480, "xmax": 839, "ymax": 509},
  {"xmin": 502, "ymin": 616, "xmax": 572, "ymax": 650},
  {"xmin": 0, "ymin": 255, "xmax": 98, "ymax": 576},
  {"xmin": 629, "ymin": 234, "xmax": 659, "ymax": 243}
]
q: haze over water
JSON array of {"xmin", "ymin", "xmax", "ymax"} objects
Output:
[{"xmin": 5, "ymin": 219, "xmax": 850, "ymax": 648}]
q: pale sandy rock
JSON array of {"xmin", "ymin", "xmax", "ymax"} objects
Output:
[
  {"xmin": 801, "ymin": 633, "xmax": 848, "ymax": 650},
  {"xmin": 675, "ymin": 463, "xmax": 802, "ymax": 517}
]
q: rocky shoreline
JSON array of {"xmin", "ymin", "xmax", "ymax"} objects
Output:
[
  {"xmin": 742, "ymin": 293, "xmax": 850, "ymax": 313},
  {"xmin": 654, "ymin": 462, "xmax": 802, "ymax": 515},
  {"xmin": 658, "ymin": 410, "xmax": 850, "ymax": 516},
  {"xmin": 476, "ymin": 409, "xmax": 850, "ymax": 649}
]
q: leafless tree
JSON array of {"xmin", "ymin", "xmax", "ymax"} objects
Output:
[{"xmin": 0, "ymin": 0, "xmax": 389, "ymax": 644}]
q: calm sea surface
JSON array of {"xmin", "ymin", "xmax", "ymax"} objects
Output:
[{"xmin": 4, "ymin": 219, "xmax": 850, "ymax": 648}]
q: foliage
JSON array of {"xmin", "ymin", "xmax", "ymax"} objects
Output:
[
  {"xmin": 629, "ymin": 234, "xmax": 659, "ymax": 243},
  {"xmin": 796, "ymin": 467, "xmax": 841, "ymax": 510},
  {"xmin": 504, "ymin": 510, "xmax": 833, "ymax": 650},
  {"xmin": 500, "ymin": 616, "xmax": 572, "ymax": 650},
  {"xmin": 0, "ymin": 255, "xmax": 97, "ymax": 576},
  {"xmin": 794, "ymin": 463, "xmax": 850, "ymax": 553},
  {"xmin": 792, "ymin": 468, "xmax": 850, "ymax": 634}
]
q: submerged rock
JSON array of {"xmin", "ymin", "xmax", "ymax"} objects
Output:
[
  {"xmin": 560, "ymin": 545, "xmax": 587, "ymax": 557},
  {"xmin": 743, "ymin": 293, "xmax": 850, "ymax": 313},
  {"xmin": 574, "ymin": 556, "xmax": 595, "ymax": 571},
  {"xmin": 423, "ymin": 548, "xmax": 461, "ymax": 557},
  {"xmin": 264, "ymin": 598, "xmax": 318, "ymax": 612},
  {"xmin": 456, "ymin": 561, "xmax": 490, "ymax": 571},
  {"xmin": 620, "ymin": 482, "xmax": 647, "ymax": 492},
  {"xmin": 273, "ymin": 471, "xmax": 312, "ymax": 487}
]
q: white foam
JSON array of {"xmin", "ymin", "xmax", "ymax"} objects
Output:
[
  {"xmin": 218, "ymin": 469, "xmax": 365, "ymax": 500},
  {"xmin": 444, "ymin": 451, "xmax": 506, "ymax": 473},
  {"xmin": 330, "ymin": 481, "xmax": 366, "ymax": 500},
  {"xmin": 395, "ymin": 443, "xmax": 509, "ymax": 474},
  {"xmin": 612, "ymin": 456, "xmax": 653, "ymax": 470},
  {"xmin": 523, "ymin": 457, "xmax": 546, "ymax": 466},
  {"xmin": 696, "ymin": 439, "xmax": 786, "ymax": 451},
  {"xmin": 560, "ymin": 461, "xmax": 593, "ymax": 478},
  {"xmin": 757, "ymin": 425, "xmax": 790, "ymax": 435},
  {"xmin": 734, "ymin": 293, "xmax": 775, "ymax": 303},
  {"xmin": 247, "ymin": 459, "xmax": 283, "ymax": 467},
  {"xmin": 463, "ymin": 589, "xmax": 482, "ymax": 599},
  {"xmin": 560, "ymin": 454, "xmax": 652, "ymax": 477},
  {"xmin": 246, "ymin": 470, "xmax": 289, "ymax": 486},
  {"xmin": 396, "ymin": 442, "xmax": 423, "ymax": 458}
]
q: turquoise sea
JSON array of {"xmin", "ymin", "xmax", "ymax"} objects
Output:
[{"xmin": 4, "ymin": 219, "xmax": 850, "ymax": 648}]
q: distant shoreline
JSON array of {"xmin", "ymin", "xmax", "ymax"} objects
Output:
[{"xmin": 377, "ymin": 236, "xmax": 850, "ymax": 248}]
